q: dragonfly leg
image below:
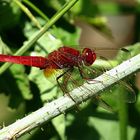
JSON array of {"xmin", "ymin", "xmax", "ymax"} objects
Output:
[
  {"xmin": 56, "ymin": 68, "xmax": 79, "ymax": 103},
  {"xmin": 56, "ymin": 68, "xmax": 72, "ymax": 93},
  {"xmin": 78, "ymin": 66, "xmax": 103, "ymax": 84},
  {"xmin": 92, "ymin": 96, "xmax": 114, "ymax": 112}
]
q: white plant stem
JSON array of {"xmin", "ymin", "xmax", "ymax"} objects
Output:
[{"xmin": 0, "ymin": 54, "xmax": 140, "ymax": 140}]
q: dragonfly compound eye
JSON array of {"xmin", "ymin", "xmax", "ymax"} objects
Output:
[{"xmin": 82, "ymin": 48, "xmax": 96, "ymax": 66}]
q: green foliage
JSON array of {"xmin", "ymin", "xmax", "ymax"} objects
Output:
[
  {"xmin": 0, "ymin": 0, "xmax": 140, "ymax": 140},
  {"xmin": 0, "ymin": 0, "xmax": 21, "ymax": 30}
]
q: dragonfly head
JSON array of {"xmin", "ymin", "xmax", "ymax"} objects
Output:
[{"xmin": 82, "ymin": 48, "xmax": 96, "ymax": 66}]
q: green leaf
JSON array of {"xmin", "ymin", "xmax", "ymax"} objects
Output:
[
  {"xmin": 88, "ymin": 116, "xmax": 135, "ymax": 140},
  {"xmin": 0, "ymin": 68, "xmax": 24, "ymax": 108},
  {"xmin": 52, "ymin": 114, "xmax": 66, "ymax": 140},
  {"xmin": 50, "ymin": 27, "xmax": 81, "ymax": 45},
  {"xmin": 10, "ymin": 64, "xmax": 32, "ymax": 100},
  {"xmin": 116, "ymin": 43, "xmax": 140, "ymax": 61}
]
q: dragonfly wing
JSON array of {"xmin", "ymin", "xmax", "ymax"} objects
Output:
[
  {"xmin": 117, "ymin": 80, "xmax": 136, "ymax": 103},
  {"xmin": 92, "ymin": 96, "xmax": 114, "ymax": 112},
  {"xmin": 102, "ymin": 72, "xmax": 136, "ymax": 103},
  {"xmin": 90, "ymin": 50, "xmax": 136, "ymax": 103},
  {"xmin": 44, "ymin": 68, "xmax": 64, "ymax": 84}
]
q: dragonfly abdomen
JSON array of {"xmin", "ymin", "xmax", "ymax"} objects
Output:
[{"xmin": 0, "ymin": 55, "xmax": 48, "ymax": 69}]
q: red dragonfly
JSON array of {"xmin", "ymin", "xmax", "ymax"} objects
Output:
[
  {"xmin": 0, "ymin": 46, "xmax": 136, "ymax": 110},
  {"xmin": 0, "ymin": 46, "xmax": 96, "ymax": 93},
  {"xmin": 0, "ymin": 46, "xmax": 96, "ymax": 80}
]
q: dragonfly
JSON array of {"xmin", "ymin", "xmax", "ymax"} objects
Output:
[
  {"xmin": 0, "ymin": 46, "xmax": 136, "ymax": 111},
  {"xmin": 0, "ymin": 46, "xmax": 96, "ymax": 94},
  {"xmin": 0, "ymin": 46, "xmax": 96, "ymax": 80}
]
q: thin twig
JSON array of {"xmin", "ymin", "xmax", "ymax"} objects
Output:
[
  {"xmin": 14, "ymin": 0, "xmax": 41, "ymax": 29},
  {"xmin": 22, "ymin": 0, "xmax": 50, "ymax": 21},
  {"xmin": 0, "ymin": 53, "xmax": 139, "ymax": 140}
]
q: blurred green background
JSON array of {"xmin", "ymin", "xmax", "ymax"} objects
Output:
[{"xmin": 0, "ymin": 0, "xmax": 140, "ymax": 140}]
